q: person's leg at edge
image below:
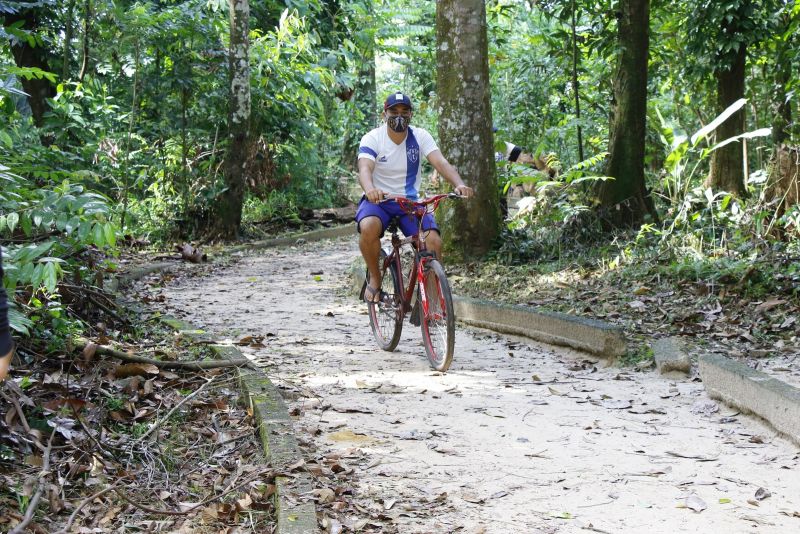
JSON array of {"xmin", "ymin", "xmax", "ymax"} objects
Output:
[
  {"xmin": 0, "ymin": 247, "xmax": 15, "ymax": 381},
  {"xmin": 359, "ymin": 216, "xmax": 384, "ymax": 302}
]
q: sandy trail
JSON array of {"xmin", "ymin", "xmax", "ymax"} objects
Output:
[{"xmin": 155, "ymin": 236, "xmax": 799, "ymax": 533}]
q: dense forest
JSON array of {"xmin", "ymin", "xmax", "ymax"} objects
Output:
[
  {"xmin": 1, "ymin": 0, "xmax": 799, "ymax": 374},
  {"xmin": 2, "ymin": 1, "xmax": 800, "ymax": 530}
]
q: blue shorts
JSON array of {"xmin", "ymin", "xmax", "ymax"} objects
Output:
[{"xmin": 355, "ymin": 197, "xmax": 439, "ymax": 237}]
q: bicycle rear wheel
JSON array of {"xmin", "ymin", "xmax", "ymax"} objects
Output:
[
  {"xmin": 368, "ymin": 253, "xmax": 403, "ymax": 351},
  {"xmin": 419, "ymin": 259, "xmax": 455, "ymax": 371}
]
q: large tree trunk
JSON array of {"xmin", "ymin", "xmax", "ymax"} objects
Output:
[
  {"xmin": 218, "ymin": 0, "xmax": 251, "ymax": 239},
  {"xmin": 435, "ymin": 0, "xmax": 498, "ymax": 261},
  {"xmin": 6, "ymin": 8, "xmax": 56, "ymax": 126},
  {"xmin": 597, "ymin": 0, "xmax": 654, "ymax": 227},
  {"xmin": 706, "ymin": 42, "xmax": 747, "ymax": 196}
]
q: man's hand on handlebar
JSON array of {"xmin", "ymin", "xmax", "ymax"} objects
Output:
[
  {"xmin": 366, "ymin": 188, "xmax": 386, "ymax": 203},
  {"xmin": 454, "ymin": 184, "xmax": 474, "ymax": 198}
]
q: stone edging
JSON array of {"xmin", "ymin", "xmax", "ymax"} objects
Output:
[
  {"xmin": 346, "ymin": 257, "xmax": 627, "ymax": 360},
  {"xmin": 115, "ymin": 230, "xmax": 341, "ymax": 534},
  {"xmin": 228, "ymin": 225, "xmax": 354, "ymax": 254},
  {"xmin": 452, "ymin": 296, "xmax": 627, "ymax": 359},
  {"xmin": 699, "ymin": 353, "xmax": 800, "ymax": 447},
  {"xmin": 158, "ymin": 318, "xmax": 317, "ymax": 534}
]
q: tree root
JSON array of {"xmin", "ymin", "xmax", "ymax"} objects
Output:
[{"xmin": 75, "ymin": 338, "xmax": 252, "ymax": 370}]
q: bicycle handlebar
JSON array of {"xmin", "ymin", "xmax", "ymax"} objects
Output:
[
  {"xmin": 384, "ymin": 193, "xmax": 464, "ymax": 216},
  {"xmin": 381, "ymin": 192, "xmax": 464, "ymax": 204}
]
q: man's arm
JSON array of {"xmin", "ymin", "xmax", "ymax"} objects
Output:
[
  {"xmin": 426, "ymin": 150, "xmax": 473, "ymax": 197},
  {"xmin": 357, "ymin": 158, "xmax": 385, "ymax": 203}
]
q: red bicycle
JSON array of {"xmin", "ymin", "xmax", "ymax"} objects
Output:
[{"xmin": 361, "ymin": 193, "xmax": 461, "ymax": 371}]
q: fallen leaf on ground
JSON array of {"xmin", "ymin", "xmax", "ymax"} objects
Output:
[
  {"xmin": 328, "ymin": 430, "xmax": 375, "ymax": 444},
  {"xmin": 114, "ymin": 363, "xmax": 159, "ymax": 378},
  {"xmin": 684, "ymin": 493, "xmax": 707, "ymax": 512},
  {"xmin": 754, "ymin": 487, "xmax": 771, "ymax": 501},
  {"xmin": 83, "ymin": 342, "xmax": 98, "ymax": 361},
  {"xmin": 755, "ymin": 298, "xmax": 786, "ymax": 313},
  {"xmin": 666, "ymin": 450, "xmax": 719, "ymax": 462},
  {"xmin": 601, "ymin": 399, "xmax": 632, "ymax": 409},
  {"xmin": 312, "ymin": 488, "xmax": 336, "ymax": 503}
]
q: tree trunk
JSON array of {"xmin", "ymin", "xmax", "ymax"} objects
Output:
[
  {"xmin": 62, "ymin": 0, "xmax": 76, "ymax": 82},
  {"xmin": 706, "ymin": 42, "xmax": 747, "ymax": 196},
  {"xmin": 218, "ymin": 0, "xmax": 251, "ymax": 239},
  {"xmin": 435, "ymin": 0, "xmax": 498, "ymax": 261},
  {"xmin": 571, "ymin": 0, "xmax": 584, "ymax": 162},
  {"xmin": 772, "ymin": 58, "xmax": 791, "ymax": 146},
  {"xmin": 78, "ymin": 0, "xmax": 92, "ymax": 82},
  {"xmin": 597, "ymin": 0, "xmax": 654, "ymax": 227},
  {"xmin": 6, "ymin": 9, "xmax": 56, "ymax": 126}
]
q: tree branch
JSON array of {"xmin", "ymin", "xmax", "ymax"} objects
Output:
[
  {"xmin": 9, "ymin": 429, "xmax": 56, "ymax": 534},
  {"xmin": 75, "ymin": 338, "xmax": 252, "ymax": 370}
]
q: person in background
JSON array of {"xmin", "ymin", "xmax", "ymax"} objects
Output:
[{"xmin": 0, "ymin": 248, "xmax": 14, "ymax": 381}]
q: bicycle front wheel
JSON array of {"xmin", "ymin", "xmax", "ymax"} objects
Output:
[
  {"xmin": 419, "ymin": 259, "xmax": 455, "ymax": 371},
  {"xmin": 368, "ymin": 253, "xmax": 403, "ymax": 351}
]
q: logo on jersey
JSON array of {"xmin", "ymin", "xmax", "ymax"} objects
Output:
[
  {"xmin": 378, "ymin": 155, "xmax": 388, "ymax": 162},
  {"xmin": 407, "ymin": 147, "xmax": 419, "ymax": 163}
]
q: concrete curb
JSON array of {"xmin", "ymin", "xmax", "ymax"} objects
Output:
[
  {"xmin": 117, "ymin": 262, "xmax": 322, "ymax": 533},
  {"xmin": 651, "ymin": 336, "xmax": 691, "ymax": 376},
  {"xmin": 453, "ymin": 296, "xmax": 627, "ymax": 359},
  {"xmin": 699, "ymin": 354, "xmax": 800, "ymax": 447},
  {"xmin": 347, "ymin": 257, "xmax": 626, "ymax": 360},
  {"xmin": 228, "ymin": 224, "xmax": 354, "ymax": 254},
  {"xmin": 159, "ymin": 318, "xmax": 318, "ymax": 533}
]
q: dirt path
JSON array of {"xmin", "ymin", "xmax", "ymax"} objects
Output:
[{"xmin": 155, "ymin": 236, "xmax": 800, "ymax": 533}]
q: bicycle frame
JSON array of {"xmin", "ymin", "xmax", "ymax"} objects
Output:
[
  {"xmin": 380, "ymin": 194, "xmax": 454, "ymax": 316},
  {"xmin": 366, "ymin": 192, "xmax": 461, "ymax": 370}
]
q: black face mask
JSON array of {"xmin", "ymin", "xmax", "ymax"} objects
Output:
[{"xmin": 387, "ymin": 115, "xmax": 409, "ymax": 133}]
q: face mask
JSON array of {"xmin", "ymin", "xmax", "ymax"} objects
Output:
[{"xmin": 387, "ymin": 115, "xmax": 409, "ymax": 133}]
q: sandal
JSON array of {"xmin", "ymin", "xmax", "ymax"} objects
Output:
[{"xmin": 363, "ymin": 284, "xmax": 384, "ymax": 304}]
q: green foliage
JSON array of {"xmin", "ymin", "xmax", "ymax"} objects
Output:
[
  {"xmin": 488, "ymin": 1, "xmax": 614, "ymax": 164},
  {"xmin": 0, "ymin": 162, "xmax": 118, "ymax": 337},
  {"xmin": 681, "ymin": 0, "xmax": 781, "ymax": 75},
  {"xmin": 493, "ymin": 152, "xmax": 610, "ymax": 264},
  {"xmin": 242, "ymin": 190, "xmax": 300, "ymax": 225}
]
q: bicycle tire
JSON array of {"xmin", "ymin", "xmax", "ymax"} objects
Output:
[
  {"xmin": 368, "ymin": 252, "xmax": 403, "ymax": 351},
  {"xmin": 419, "ymin": 259, "xmax": 455, "ymax": 371}
]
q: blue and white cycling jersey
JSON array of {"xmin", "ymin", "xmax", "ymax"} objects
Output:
[{"xmin": 357, "ymin": 126, "xmax": 439, "ymax": 200}]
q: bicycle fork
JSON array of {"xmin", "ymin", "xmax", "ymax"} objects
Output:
[{"xmin": 415, "ymin": 252, "xmax": 442, "ymax": 324}]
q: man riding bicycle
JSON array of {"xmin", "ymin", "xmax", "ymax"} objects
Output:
[{"xmin": 356, "ymin": 92, "xmax": 473, "ymax": 303}]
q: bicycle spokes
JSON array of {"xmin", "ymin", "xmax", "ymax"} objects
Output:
[
  {"xmin": 420, "ymin": 260, "xmax": 454, "ymax": 371},
  {"xmin": 368, "ymin": 258, "xmax": 403, "ymax": 352}
]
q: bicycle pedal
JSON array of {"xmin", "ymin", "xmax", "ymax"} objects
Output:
[{"xmin": 409, "ymin": 300, "xmax": 421, "ymax": 326}]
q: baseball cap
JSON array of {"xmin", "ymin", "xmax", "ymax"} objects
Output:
[{"xmin": 384, "ymin": 92, "xmax": 413, "ymax": 110}]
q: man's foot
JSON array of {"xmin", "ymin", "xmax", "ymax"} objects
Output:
[{"xmin": 363, "ymin": 284, "xmax": 384, "ymax": 304}]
